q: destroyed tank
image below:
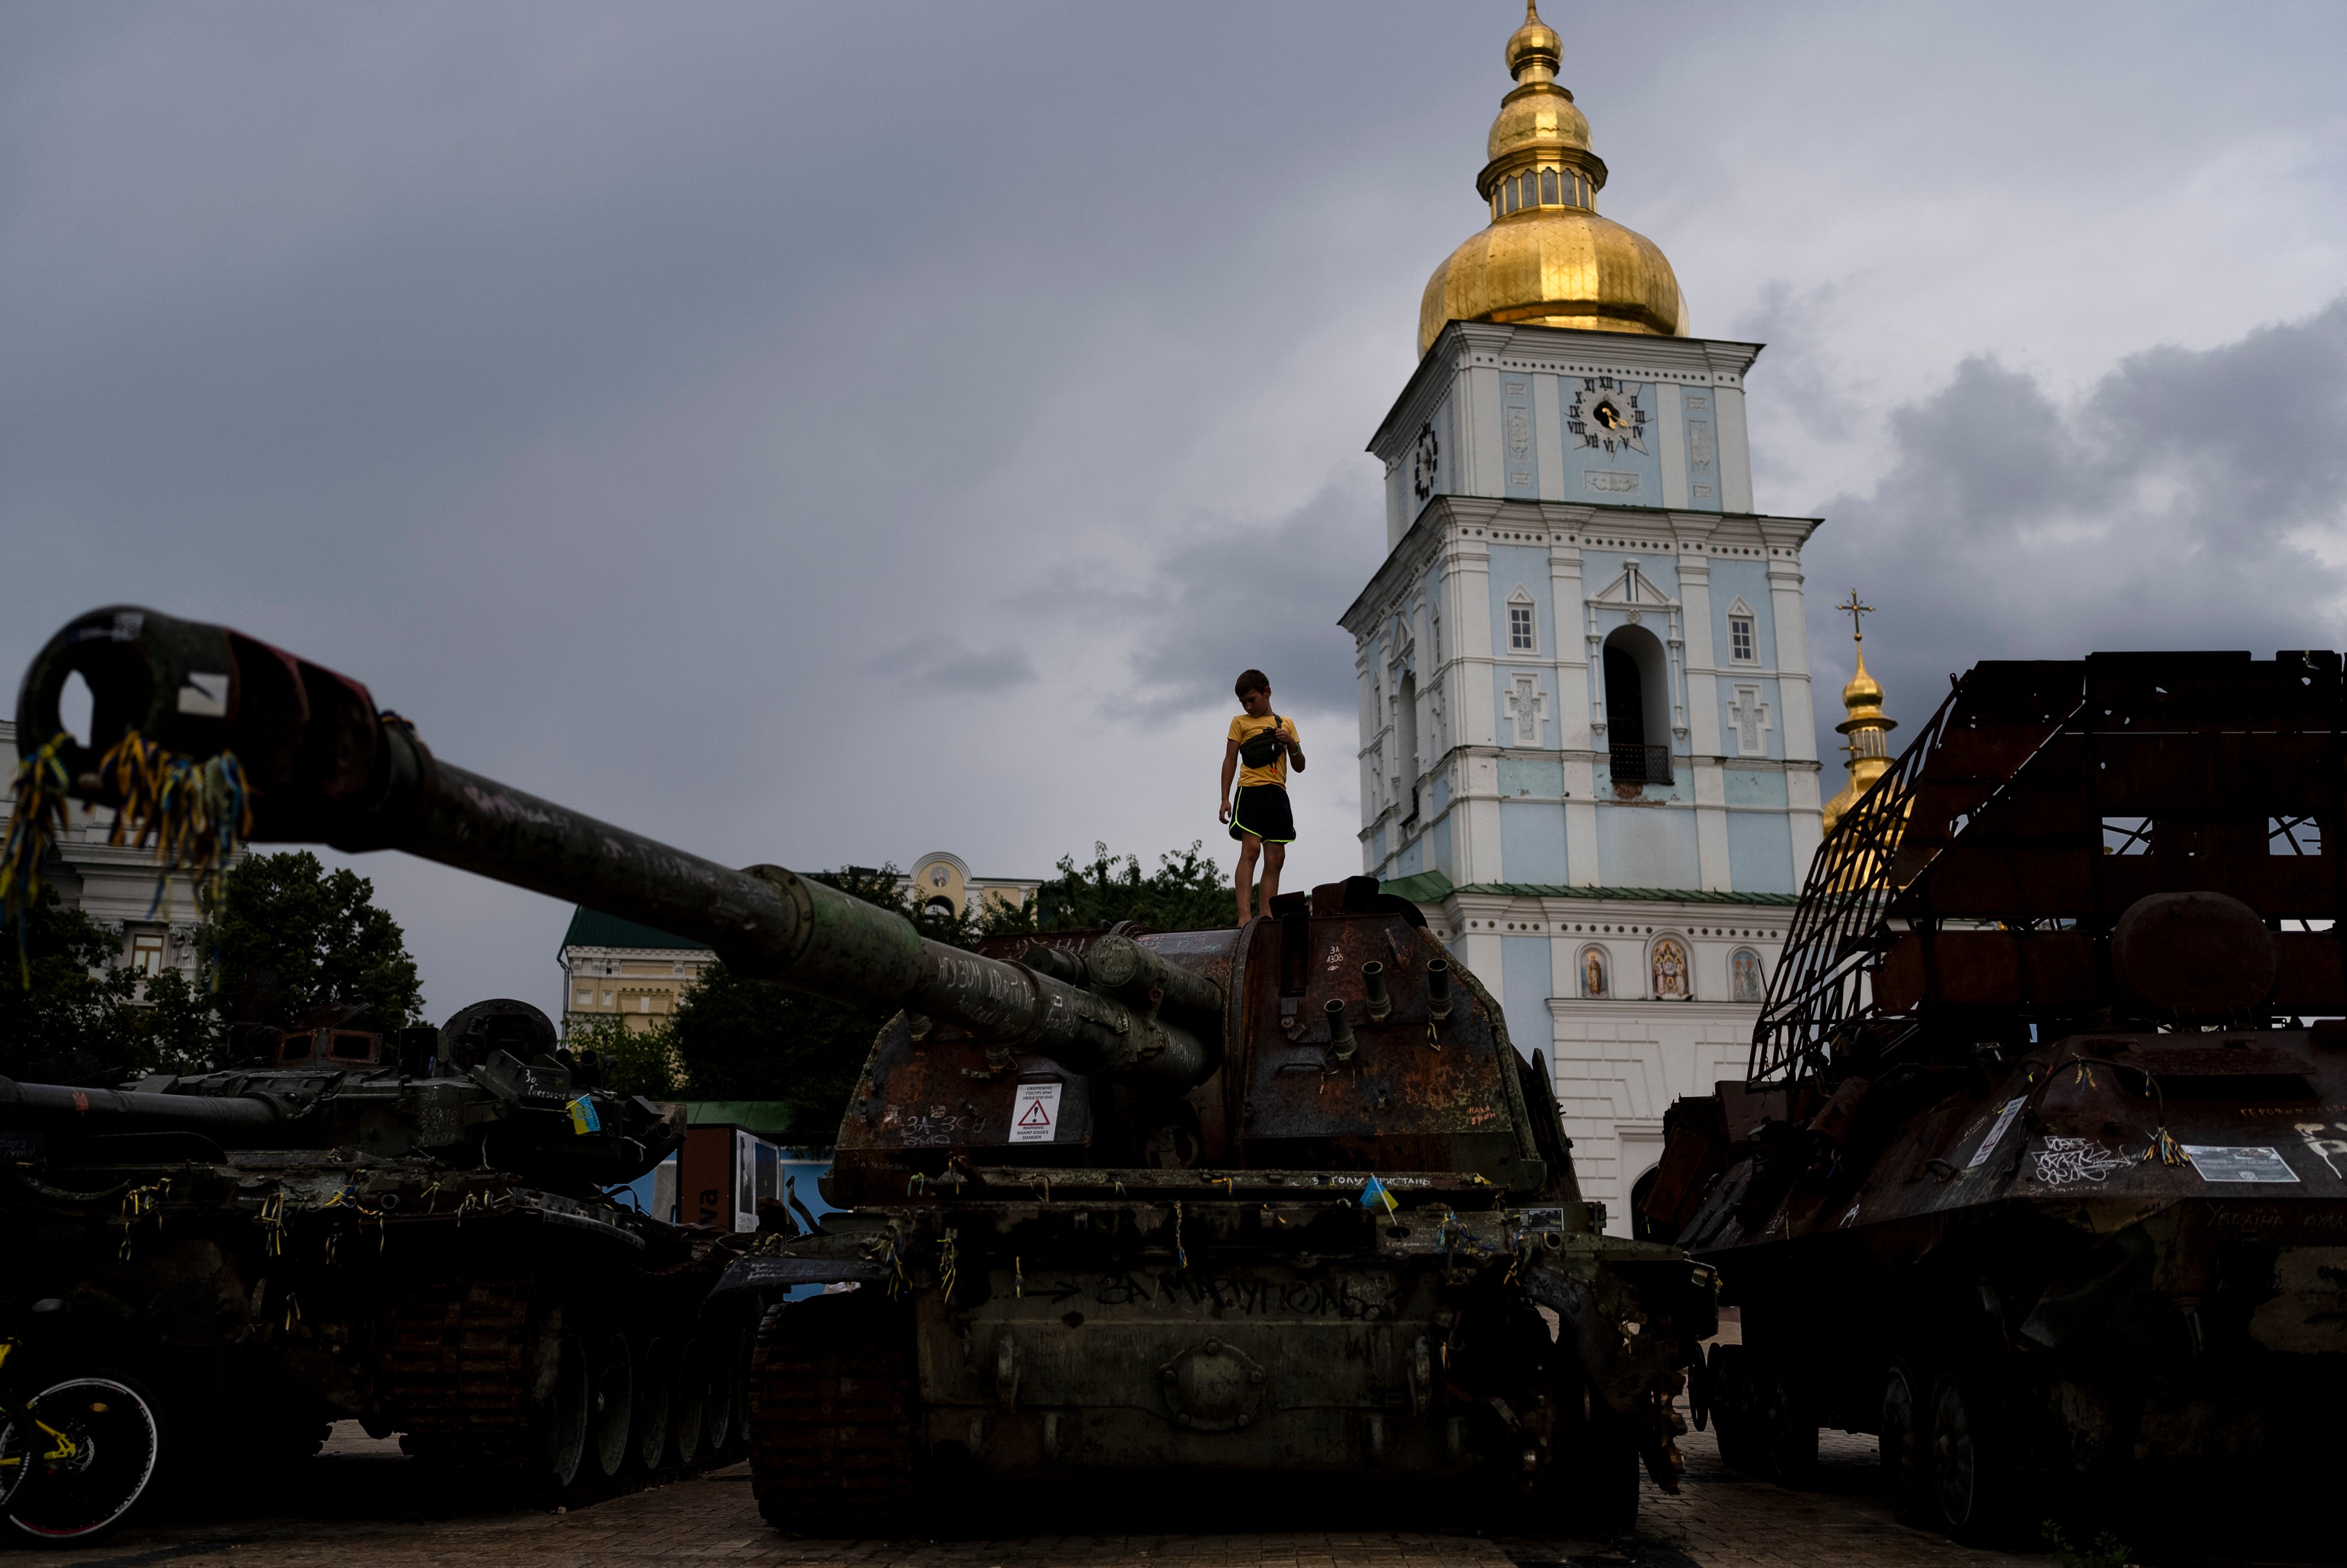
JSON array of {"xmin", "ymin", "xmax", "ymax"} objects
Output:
[
  {"xmin": 0, "ymin": 985, "xmax": 754, "ymax": 1499},
  {"xmin": 1642, "ymin": 652, "xmax": 2347, "ymax": 1543},
  {"xmin": 14, "ymin": 605, "xmax": 1721, "ymax": 1534}
]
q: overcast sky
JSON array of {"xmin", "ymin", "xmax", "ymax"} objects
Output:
[{"xmin": 6, "ymin": 2, "xmax": 2345, "ymax": 1020}]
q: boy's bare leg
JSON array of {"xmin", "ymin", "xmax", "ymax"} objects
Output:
[
  {"xmin": 1259, "ymin": 842, "xmax": 1286, "ymax": 910},
  {"xmin": 1234, "ymin": 834, "xmax": 1262, "ymax": 923}
]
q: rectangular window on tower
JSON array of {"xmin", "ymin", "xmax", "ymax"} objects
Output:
[
  {"xmin": 1509, "ymin": 604, "xmax": 1536, "ymax": 651},
  {"xmin": 1730, "ymin": 615, "xmax": 1756, "ymax": 663}
]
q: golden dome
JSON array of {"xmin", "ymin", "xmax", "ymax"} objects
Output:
[
  {"xmin": 1822, "ymin": 601, "xmax": 1898, "ymax": 837},
  {"xmin": 1417, "ymin": 2, "xmax": 1687, "ymax": 359},
  {"xmin": 1841, "ymin": 654, "xmax": 1885, "ymax": 713}
]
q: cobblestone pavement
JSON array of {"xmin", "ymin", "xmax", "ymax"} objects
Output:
[
  {"xmin": 11, "ymin": 1414, "xmax": 2321, "ymax": 1568},
  {"xmin": 4, "ymin": 1421, "xmax": 2067, "ymax": 1568}
]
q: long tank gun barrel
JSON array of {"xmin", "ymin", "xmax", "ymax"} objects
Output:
[
  {"xmin": 15, "ymin": 608, "xmax": 1219, "ymax": 1089},
  {"xmin": 0, "ymin": 1077, "xmax": 285, "ymax": 1138}
]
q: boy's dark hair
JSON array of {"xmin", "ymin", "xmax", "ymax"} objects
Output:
[{"xmin": 1234, "ymin": 669, "xmax": 1270, "ymax": 699}]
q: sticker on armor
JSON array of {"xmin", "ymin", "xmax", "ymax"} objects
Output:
[
  {"xmin": 1966, "ymin": 1097, "xmax": 2027, "ymax": 1168},
  {"xmin": 2182, "ymin": 1145, "xmax": 2300, "ymax": 1183},
  {"xmin": 1010, "ymin": 1081, "xmax": 1061, "ymax": 1144}
]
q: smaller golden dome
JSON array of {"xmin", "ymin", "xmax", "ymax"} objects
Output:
[
  {"xmin": 1504, "ymin": 3, "xmax": 1562, "ymax": 80},
  {"xmin": 1417, "ymin": 2, "xmax": 1686, "ymax": 357},
  {"xmin": 1822, "ymin": 599, "xmax": 1898, "ymax": 838},
  {"xmin": 1841, "ymin": 653, "xmax": 1885, "ymax": 714}
]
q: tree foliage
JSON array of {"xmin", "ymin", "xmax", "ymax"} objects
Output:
[
  {"xmin": 0, "ymin": 886, "xmax": 220, "ymax": 1081},
  {"xmin": 208, "ymin": 851, "xmax": 423, "ymax": 1027},
  {"xmin": 0, "ymin": 850, "xmax": 421, "ymax": 1083},
  {"xmin": 979, "ymin": 841, "xmax": 1234, "ymax": 935},
  {"xmin": 564, "ymin": 1011, "xmax": 683, "ymax": 1099}
]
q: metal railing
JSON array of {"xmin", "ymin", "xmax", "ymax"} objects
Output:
[
  {"xmin": 1747, "ymin": 678, "xmax": 2082, "ymax": 1085},
  {"xmin": 1608, "ymin": 743, "xmax": 1673, "ymax": 785}
]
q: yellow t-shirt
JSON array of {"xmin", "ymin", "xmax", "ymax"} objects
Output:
[{"xmin": 1229, "ymin": 713, "xmax": 1299, "ymax": 790}]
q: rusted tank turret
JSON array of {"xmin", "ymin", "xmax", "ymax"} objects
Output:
[
  {"xmin": 1643, "ymin": 652, "xmax": 2347, "ymax": 1543},
  {"xmin": 13, "ymin": 605, "xmax": 1720, "ymax": 1533}
]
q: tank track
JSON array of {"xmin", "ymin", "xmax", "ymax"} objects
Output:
[
  {"xmin": 748, "ymin": 1292, "xmax": 916, "ymax": 1534},
  {"xmin": 386, "ymin": 1275, "xmax": 542, "ymax": 1466}
]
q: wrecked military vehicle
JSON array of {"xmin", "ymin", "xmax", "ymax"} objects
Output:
[
  {"xmin": 15, "ymin": 604, "xmax": 1721, "ymax": 1534},
  {"xmin": 1644, "ymin": 652, "xmax": 2347, "ymax": 1541}
]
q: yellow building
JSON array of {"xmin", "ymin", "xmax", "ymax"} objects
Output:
[
  {"xmin": 559, "ymin": 909, "xmax": 716, "ymax": 1036},
  {"xmin": 895, "ymin": 851, "xmax": 1041, "ymax": 923}
]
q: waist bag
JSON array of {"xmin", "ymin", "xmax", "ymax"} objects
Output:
[{"xmin": 1238, "ymin": 717, "xmax": 1289, "ymax": 769}]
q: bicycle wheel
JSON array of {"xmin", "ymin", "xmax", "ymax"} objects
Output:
[{"xmin": 2, "ymin": 1374, "xmax": 163, "ymax": 1544}]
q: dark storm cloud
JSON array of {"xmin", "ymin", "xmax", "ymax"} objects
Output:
[
  {"xmin": 4, "ymin": 3, "xmax": 2341, "ymax": 1015},
  {"xmin": 1120, "ymin": 481, "xmax": 1385, "ymax": 723},
  {"xmin": 1804, "ymin": 298, "xmax": 2347, "ymax": 754}
]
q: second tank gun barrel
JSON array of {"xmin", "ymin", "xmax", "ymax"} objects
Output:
[
  {"xmin": 0, "ymin": 1076, "xmax": 285, "ymax": 1138},
  {"xmin": 16, "ymin": 607, "xmax": 1220, "ymax": 1089}
]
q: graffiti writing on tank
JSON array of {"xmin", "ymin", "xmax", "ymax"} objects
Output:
[
  {"xmin": 2034, "ymin": 1137, "xmax": 2133, "ymax": 1186},
  {"xmin": 880, "ymin": 1106, "xmax": 967, "ymax": 1147},
  {"xmin": 2296, "ymin": 1122, "xmax": 2347, "ymax": 1180}
]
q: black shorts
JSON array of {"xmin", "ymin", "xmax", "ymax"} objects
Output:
[{"xmin": 1229, "ymin": 784, "xmax": 1295, "ymax": 844}]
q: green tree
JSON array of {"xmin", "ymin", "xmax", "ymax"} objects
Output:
[
  {"xmin": 0, "ymin": 885, "xmax": 138, "ymax": 1079},
  {"xmin": 563, "ymin": 1011, "xmax": 683, "ymax": 1100},
  {"xmin": 0, "ymin": 886, "xmax": 221, "ymax": 1081},
  {"xmin": 208, "ymin": 851, "xmax": 423, "ymax": 1027},
  {"xmin": 980, "ymin": 841, "xmax": 1235, "ymax": 935}
]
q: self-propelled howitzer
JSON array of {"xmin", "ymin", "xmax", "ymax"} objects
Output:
[{"xmin": 16, "ymin": 605, "xmax": 1718, "ymax": 1533}]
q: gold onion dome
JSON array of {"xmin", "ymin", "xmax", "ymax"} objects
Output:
[
  {"xmin": 1418, "ymin": 2, "xmax": 1688, "ymax": 359},
  {"xmin": 1821, "ymin": 607, "xmax": 1898, "ymax": 838}
]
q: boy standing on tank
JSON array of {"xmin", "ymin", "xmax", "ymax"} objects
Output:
[{"xmin": 1220, "ymin": 669, "xmax": 1304, "ymax": 923}]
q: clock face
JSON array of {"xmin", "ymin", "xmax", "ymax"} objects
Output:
[
  {"xmin": 1411, "ymin": 423, "xmax": 1440, "ymax": 501},
  {"xmin": 1566, "ymin": 378, "xmax": 1649, "ymax": 457}
]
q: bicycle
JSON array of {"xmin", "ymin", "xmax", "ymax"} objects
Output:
[{"xmin": 0, "ymin": 1303, "xmax": 164, "ymax": 1545}]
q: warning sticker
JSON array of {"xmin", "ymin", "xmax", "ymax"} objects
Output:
[
  {"xmin": 2181, "ymin": 1145, "xmax": 2300, "ymax": 1184},
  {"xmin": 1966, "ymin": 1097, "xmax": 2028, "ymax": 1169},
  {"xmin": 1009, "ymin": 1081, "xmax": 1063, "ymax": 1145}
]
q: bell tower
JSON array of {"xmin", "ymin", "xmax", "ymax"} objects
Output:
[{"xmin": 1338, "ymin": 3, "xmax": 1832, "ymax": 1232}]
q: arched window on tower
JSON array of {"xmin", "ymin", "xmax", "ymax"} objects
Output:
[
  {"xmin": 1540, "ymin": 168, "xmax": 1558, "ymax": 204},
  {"xmin": 1397, "ymin": 671, "xmax": 1421, "ymax": 823},
  {"xmin": 1603, "ymin": 624, "xmax": 1673, "ymax": 785}
]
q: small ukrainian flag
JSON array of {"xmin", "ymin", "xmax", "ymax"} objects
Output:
[
  {"xmin": 1359, "ymin": 1176, "xmax": 1398, "ymax": 1216},
  {"xmin": 566, "ymin": 1097, "xmax": 601, "ymax": 1135}
]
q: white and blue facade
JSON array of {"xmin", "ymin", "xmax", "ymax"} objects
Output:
[{"xmin": 1340, "ymin": 320, "xmax": 1825, "ymax": 1230}]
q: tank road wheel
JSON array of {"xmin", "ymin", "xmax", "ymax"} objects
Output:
[
  {"xmin": 1705, "ymin": 1344, "xmax": 1766, "ymax": 1477},
  {"xmin": 1760, "ymin": 1366, "xmax": 1818, "ymax": 1487},
  {"xmin": 588, "ymin": 1335, "xmax": 634, "ymax": 1479},
  {"xmin": 749, "ymin": 1292, "xmax": 917, "ymax": 1535},
  {"xmin": 541, "ymin": 1335, "xmax": 591, "ymax": 1490},
  {"xmin": 673, "ymin": 1339, "xmax": 706, "ymax": 1467},
  {"xmin": 1880, "ymin": 1362, "xmax": 1932, "ymax": 1526},
  {"xmin": 1930, "ymin": 1369, "xmax": 2027, "ymax": 1545},
  {"xmin": 703, "ymin": 1319, "xmax": 742, "ymax": 1456},
  {"xmin": 636, "ymin": 1339, "xmax": 676, "ymax": 1471}
]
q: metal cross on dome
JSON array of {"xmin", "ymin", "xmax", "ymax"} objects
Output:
[{"xmin": 1837, "ymin": 591, "xmax": 1873, "ymax": 643}]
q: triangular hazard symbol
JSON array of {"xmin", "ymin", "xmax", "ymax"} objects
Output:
[{"xmin": 1017, "ymin": 1098, "xmax": 1052, "ymax": 1128}]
